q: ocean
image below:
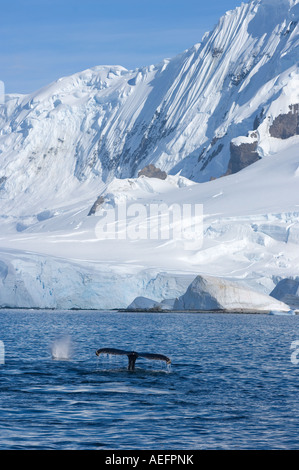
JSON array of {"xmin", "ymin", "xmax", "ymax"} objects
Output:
[{"xmin": 0, "ymin": 310, "xmax": 298, "ymax": 450}]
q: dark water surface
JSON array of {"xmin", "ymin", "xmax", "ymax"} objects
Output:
[{"xmin": 0, "ymin": 310, "xmax": 299, "ymax": 449}]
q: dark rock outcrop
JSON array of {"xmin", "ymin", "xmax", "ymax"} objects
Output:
[
  {"xmin": 88, "ymin": 196, "xmax": 105, "ymax": 216},
  {"xmin": 226, "ymin": 141, "xmax": 260, "ymax": 175},
  {"xmin": 212, "ymin": 48, "xmax": 223, "ymax": 58},
  {"xmin": 269, "ymin": 104, "xmax": 299, "ymax": 139},
  {"xmin": 138, "ymin": 164, "xmax": 167, "ymax": 180}
]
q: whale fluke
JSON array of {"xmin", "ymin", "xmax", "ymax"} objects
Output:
[
  {"xmin": 96, "ymin": 347, "xmax": 171, "ymax": 370},
  {"xmin": 96, "ymin": 348, "xmax": 130, "ymax": 357},
  {"xmin": 137, "ymin": 352, "xmax": 171, "ymax": 363}
]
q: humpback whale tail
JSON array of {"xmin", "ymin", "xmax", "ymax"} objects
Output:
[{"xmin": 96, "ymin": 348, "xmax": 171, "ymax": 371}]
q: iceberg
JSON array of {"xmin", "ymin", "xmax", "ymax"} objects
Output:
[
  {"xmin": 126, "ymin": 297, "xmax": 160, "ymax": 311},
  {"xmin": 173, "ymin": 275, "xmax": 290, "ymax": 313},
  {"xmin": 269, "ymin": 310, "xmax": 296, "ymax": 316},
  {"xmin": 126, "ymin": 296, "xmax": 176, "ymax": 312},
  {"xmin": 127, "ymin": 275, "xmax": 291, "ymax": 313},
  {"xmin": 270, "ymin": 279, "xmax": 299, "ymax": 309}
]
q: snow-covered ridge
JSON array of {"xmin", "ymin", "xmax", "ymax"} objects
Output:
[{"xmin": 0, "ymin": 0, "xmax": 298, "ymax": 212}]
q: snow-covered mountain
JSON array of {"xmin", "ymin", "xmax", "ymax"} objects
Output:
[
  {"xmin": 0, "ymin": 0, "xmax": 298, "ymax": 309},
  {"xmin": 1, "ymin": 0, "xmax": 299, "ymax": 199}
]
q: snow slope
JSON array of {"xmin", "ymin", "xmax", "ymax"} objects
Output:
[
  {"xmin": 0, "ymin": 138, "xmax": 298, "ymax": 309},
  {"xmin": 0, "ymin": 0, "xmax": 298, "ymax": 309}
]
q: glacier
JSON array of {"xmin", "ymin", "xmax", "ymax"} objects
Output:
[{"xmin": 0, "ymin": 0, "xmax": 299, "ymax": 310}]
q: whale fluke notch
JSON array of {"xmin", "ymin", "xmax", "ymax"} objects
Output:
[{"xmin": 96, "ymin": 347, "xmax": 171, "ymax": 370}]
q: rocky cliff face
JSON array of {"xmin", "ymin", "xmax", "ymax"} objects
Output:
[
  {"xmin": 269, "ymin": 104, "xmax": 299, "ymax": 139},
  {"xmin": 227, "ymin": 141, "xmax": 260, "ymax": 175},
  {"xmin": 138, "ymin": 165, "xmax": 167, "ymax": 180}
]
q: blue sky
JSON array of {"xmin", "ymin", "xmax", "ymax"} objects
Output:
[{"xmin": 1, "ymin": 0, "xmax": 244, "ymax": 94}]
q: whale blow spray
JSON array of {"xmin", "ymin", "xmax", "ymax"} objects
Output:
[{"xmin": 51, "ymin": 336, "xmax": 72, "ymax": 360}]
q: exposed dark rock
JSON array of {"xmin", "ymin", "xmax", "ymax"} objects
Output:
[
  {"xmin": 88, "ymin": 195, "xmax": 105, "ymax": 216},
  {"xmin": 198, "ymin": 147, "xmax": 207, "ymax": 162},
  {"xmin": 269, "ymin": 104, "xmax": 299, "ymax": 139},
  {"xmin": 283, "ymin": 21, "xmax": 298, "ymax": 36},
  {"xmin": 226, "ymin": 141, "xmax": 260, "ymax": 175},
  {"xmin": 212, "ymin": 48, "xmax": 223, "ymax": 58},
  {"xmin": 210, "ymin": 136, "xmax": 221, "ymax": 147},
  {"xmin": 138, "ymin": 164, "xmax": 167, "ymax": 180},
  {"xmin": 231, "ymin": 68, "xmax": 250, "ymax": 86}
]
